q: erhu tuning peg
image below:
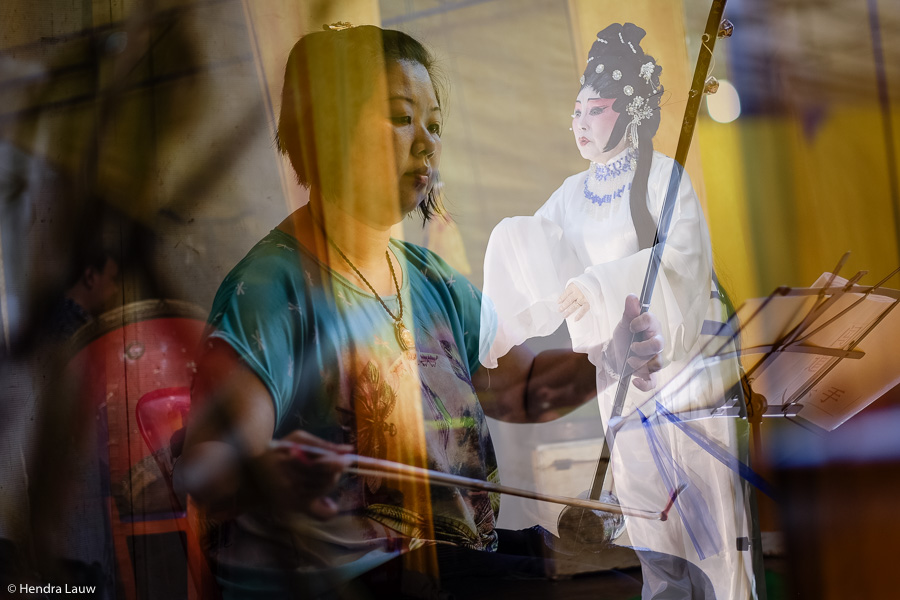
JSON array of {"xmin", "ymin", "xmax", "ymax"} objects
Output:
[{"xmin": 717, "ymin": 18, "xmax": 734, "ymax": 39}]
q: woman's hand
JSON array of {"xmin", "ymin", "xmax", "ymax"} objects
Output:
[
  {"xmin": 609, "ymin": 294, "xmax": 665, "ymax": 392},
  {"xmin": 558, "ymin": 283, "xmax": 590, "ymax": 321},
  {"xmin": 181, "ymin": 341, "xmax": 353, "ymax": 520},
  {"xmin": 178, "ymin": 431, "xmax": 352, "ymax": 521},
  {"xmin": 262, "ymin": 431, "xmax": 353, "ymax": 520}
]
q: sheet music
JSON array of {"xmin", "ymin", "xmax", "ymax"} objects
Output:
[{"xmin": 739, "ymin": 273, "xmax": 900, "ymax": 431}]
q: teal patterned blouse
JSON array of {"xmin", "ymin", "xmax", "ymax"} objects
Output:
[{"xmin": 204, "ymin": 229, "xmax": 499, "ymax": 594}]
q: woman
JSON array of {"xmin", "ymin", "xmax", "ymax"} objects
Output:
[
  {"xmin": 177, "ymin": 25, "xmax": 663, "ymax": 599},
  {"xmin": 481, "ymin": 23, "xmax": 761, "ymax": 600}
]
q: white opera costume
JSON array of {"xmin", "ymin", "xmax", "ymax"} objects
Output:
[{"xmin": 480, "ymin": 147, "xmax": 759, "ymax": 599}]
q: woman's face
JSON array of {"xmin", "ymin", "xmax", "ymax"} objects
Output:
[
  {"xmin": 338, "ymin": 59, "xmax": 441, "ymax": 228},
  {"xmin": 385, "ymin": 59, "xmax": 442, "ymax": 216},
  {"xmin": 572, "ymin": 86, "xmax": 625, "ymax": 164}
]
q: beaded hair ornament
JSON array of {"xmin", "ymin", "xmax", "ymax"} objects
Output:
[{"xmin": 579, "ymin": 24, "xmax": 663, "ymax": 165}]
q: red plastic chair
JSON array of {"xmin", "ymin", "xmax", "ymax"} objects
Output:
[
  {"xmin": 136, "ymin": 386, "xmax": 217, "ymax": 600},
  {"xmin": 67, "ymin": 300, "xmax": 216, "ymax": 599},
  {"xmin": 135, "ymin": 387, "xmax": 191, "ymax": 514}
]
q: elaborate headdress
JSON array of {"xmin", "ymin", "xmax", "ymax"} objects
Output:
[
  {"xmin": 580, "ymin": 23, "xmax": 664, "ymax": 164},
  {"xmin": 579, "ymin": 23, "xmax": 663, "ymax": 249}
]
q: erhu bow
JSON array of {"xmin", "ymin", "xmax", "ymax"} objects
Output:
[{"xmin": 280, "ymin": 443, "xmax": 683, "ymax": 521}]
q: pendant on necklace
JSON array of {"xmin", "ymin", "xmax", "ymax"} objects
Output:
[{"xmin": 395, "ymin": 321, "xmax": 415, "ymax": 351}]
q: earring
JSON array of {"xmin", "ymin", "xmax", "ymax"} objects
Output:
[{"xmin": 627, "ymin": 131, "xmax": 638, "ymax": 169}]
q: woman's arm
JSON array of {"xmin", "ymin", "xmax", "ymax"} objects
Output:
[
  {"xmin": 474, "ymin": 295, "xmax": 664, "ymax": 423},
  {"xmin": 473, "ymin": 345, "xmax": 595, "ymax": 423},
  {"xmin": 174, "ymin": 340, "xmax": 349, "ymax": 520}
]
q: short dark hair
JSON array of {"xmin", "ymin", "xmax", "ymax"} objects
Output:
[
  {"xmin": 277, "ymin": 26, "xmax": 445, "ymax": 221},
  {"xmin": 65, "ymin": 223, "xmax": 119, "ymax": 290}
]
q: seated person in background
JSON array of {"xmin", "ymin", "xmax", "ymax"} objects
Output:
[
  {"xmin": 176, "ymin": 25, "xmax": 664, "ymax": 599},
  {"xmin": 46, "ymin": 242, "xmax": 120, "ymax": 341}
]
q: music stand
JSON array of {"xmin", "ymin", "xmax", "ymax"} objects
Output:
[
  {"xmin": 603, "ymin": 254, "xmax": 900, "ymax": 485},
  {"xmin": 709, "ymin": 255, "xmax": 900, "ymax": 439}
]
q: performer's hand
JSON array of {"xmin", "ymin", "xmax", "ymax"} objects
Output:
[
  {"xmin": 610, "ymin": 294, "xmax": 665, "ymax": 392},
  {"xmin": 558, "ymin": 283, "xmax": 590, "ymax": 321},
  {"xmin": 262, "ymin": 431, "xmax": 353, "ymax": 519}
]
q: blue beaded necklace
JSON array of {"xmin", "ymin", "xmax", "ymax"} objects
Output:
[{"xmin": 583, "ymin": 148, "xmax": 636, "ymax": 206}]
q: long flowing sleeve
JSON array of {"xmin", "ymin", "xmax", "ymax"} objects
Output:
[
  {"xmin": 567, "ymin": 154, "xmax": 711, "ymax": 366},
  {"xmin": 479, "ymin": 178, "xmax": 585, "ymax": 368}
]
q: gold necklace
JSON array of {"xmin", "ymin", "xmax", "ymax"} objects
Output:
[{"xmin": 327, "ymin": 240, "xmax": 414, "ymax": 352}]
